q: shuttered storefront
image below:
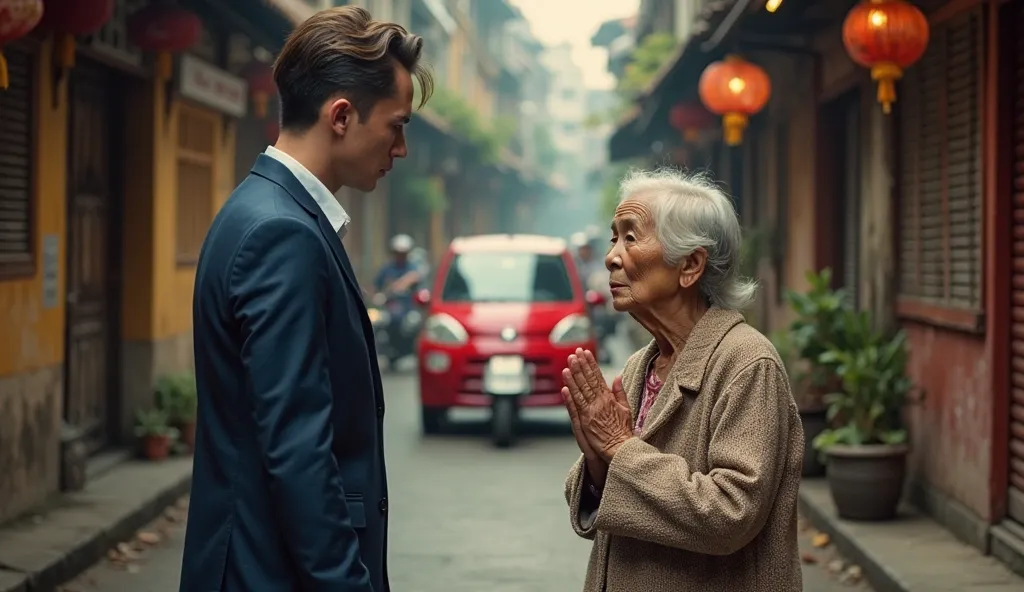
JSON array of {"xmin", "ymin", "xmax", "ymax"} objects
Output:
[
  {"xmin": 0, "ymin": 44, "xmax": 34, "ymax": 279},
  {"xmin": 897, "ymin": 9, "xmax": 983, "ymax": 310},
  {"xmin": 1010, "ymin": 0, "xmax": 1024, "ymax": 525}
]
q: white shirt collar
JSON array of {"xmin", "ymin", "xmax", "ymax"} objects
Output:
[{"xmin": 264, "ymin": 146, "xmax": 351, "ymax": 237}]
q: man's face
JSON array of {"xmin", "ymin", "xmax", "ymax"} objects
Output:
[{"xmin": 329, "ymin": 66, "xmax": 414, "ymax": 192}]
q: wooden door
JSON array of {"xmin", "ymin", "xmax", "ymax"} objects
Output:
[{"xmin": 65, "ymin": 60, "xmax": 119, "ymax": 455}]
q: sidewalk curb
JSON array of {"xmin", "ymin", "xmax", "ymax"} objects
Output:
[
  {"xmin": 0, "ymin": 470, "xmax": 191, "ymax": 592},
  {"xmin": 798, "ymin": 488, "xmax": 908, "ymax": 592}
]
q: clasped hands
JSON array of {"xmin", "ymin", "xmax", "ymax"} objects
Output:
[{"xmin": 560, "ymin": 348, "xmax": 634, "ymax": 486}]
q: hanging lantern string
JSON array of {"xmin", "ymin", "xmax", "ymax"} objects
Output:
[
  {"xmin": 57, "ymin": 33, "xmax": 77, "ymax": 69},
  {"xmin": 0, "ymin": 51, "xmax": 9, "ymax": 89}
]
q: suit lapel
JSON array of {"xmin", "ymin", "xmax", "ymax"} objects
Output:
[{"xmin": 250, "ymin": 155, "xmax": 372, "ymax": 331}]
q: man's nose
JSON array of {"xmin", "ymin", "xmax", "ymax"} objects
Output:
[{"xmin": 392, "ymin": 135, "xmax": 408, "ymax": 158}]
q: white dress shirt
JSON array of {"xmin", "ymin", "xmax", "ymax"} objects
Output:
[{"xmin": 264, "ymin": 146, "xmax": 351, "ymax": 239}]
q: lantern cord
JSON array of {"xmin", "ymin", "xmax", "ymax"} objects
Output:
[
  {"xmin": 0, "ymin": 51, "xmax": 8, "ymax": 90},
  {"xmin": 58, "ymin": 34, "xmax": 76, "ymax": 70}
]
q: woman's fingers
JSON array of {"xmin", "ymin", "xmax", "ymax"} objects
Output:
[
  {"xmin": 562, "ymin": 366, "xmax": 589, "ymax": 409},
  {"xmin": 579, "ymin": 350, "xmax": 606, "ymax": 392},
  {"xmin": 569, "ymin": 352, "xmax": 596, "ymax": 403}
]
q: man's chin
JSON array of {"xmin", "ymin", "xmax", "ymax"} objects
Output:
[{"xmin": 353, "ymin": 178, "xmax": 378, "ymax": 193}]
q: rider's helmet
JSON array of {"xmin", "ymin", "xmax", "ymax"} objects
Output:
[
  {"xmin": 390, "ymin": 234, "xmax": 414, "ymax": 254},
  {"xmin": 570, "ymin": 232, "xmax": 589, "ymax": 250}
]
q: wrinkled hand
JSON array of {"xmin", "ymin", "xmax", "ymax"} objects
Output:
[{"xmin": 561, "ymin": 349, "xmax": 633, "ymax": 462}]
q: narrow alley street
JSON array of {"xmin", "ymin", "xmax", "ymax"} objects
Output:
[{"xmin": 59, "ymin": 368, "xmax": 870, "ymax": 592}]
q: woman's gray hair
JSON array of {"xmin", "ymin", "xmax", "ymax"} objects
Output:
[{"xmin": 618, "ymin": 167, "xmax": 758, "ymax": 310}]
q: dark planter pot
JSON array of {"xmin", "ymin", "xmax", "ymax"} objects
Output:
[
  {"xmin": 826, "ymin": 444, "xmax": 908, "ymax": 521},
  {"xmin": 799, "ymin": 408, "xmax": 828, "ymax": 477}
]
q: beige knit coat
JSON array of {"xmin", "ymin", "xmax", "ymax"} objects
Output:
[{"xmin": 564, "ymin": 307, "xmax": 804, "ymax": 591}]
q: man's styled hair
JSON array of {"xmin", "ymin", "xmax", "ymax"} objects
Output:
[{"xmin": 273, "ymin": 6, "xmax": 434, "ymax": 132}]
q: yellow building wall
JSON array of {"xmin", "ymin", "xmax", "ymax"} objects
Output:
[
  {"xmin": 0, "ymin": 40, "xmax": 67, "ymax": 377},
  {"xmin": 122, "ymin": 81, "xmax": 236, "ymax": 342}
]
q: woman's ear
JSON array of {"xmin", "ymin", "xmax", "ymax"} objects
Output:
[{"xmin": 678, "ymin": 248, "xmax": 707, "ymax": 289}]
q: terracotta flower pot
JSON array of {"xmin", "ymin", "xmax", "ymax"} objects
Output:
[
  {"xmin": 825, "ymin": 443, "xmax": 908, "ymax": 521},
  {"xmin": 142, "ymin": 434, "xmax": 172, "ymax": 461},
  {"xmin": 178, "ymin": 420, "xmax": 196, "ymax": 451}
]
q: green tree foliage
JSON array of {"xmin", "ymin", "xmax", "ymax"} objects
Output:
[
  {"xmin": 395, "ymin": 173, "xmax": 447, "ymax": 214},
  {"xmin": 586, "ymin": 33, "xmax": 679, "ymax": 128},
  {"xmin": 425, "ymin": 88, "xmax": 516, "ymax": 165}
]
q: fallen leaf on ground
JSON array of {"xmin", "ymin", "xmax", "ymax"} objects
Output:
[
  {"xmin": 840, "ymin": 565, "xmax": 862, "ymax": 585},
  {"xmin": 800, "ymin": 552, "xmax": 818, "ymax": 564},
  {"xmin": 811, "ymin": 532, "xmax": 831, "ymax": 548},
  {"xmin": 827, "ymin": 559, "xmax": 845, "ymax": 574},
  {"xmin": 137, "ymin": 531, "xmax": 162, "ymax": 545}
]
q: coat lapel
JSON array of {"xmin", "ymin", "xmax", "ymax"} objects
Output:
[
  {"xmin": 250, "ymin": 155, "xmax": 365, "ymax": 303},
  {"xmin": 633, "ymin": 308, "xmax": 745, "ymax": 441}
]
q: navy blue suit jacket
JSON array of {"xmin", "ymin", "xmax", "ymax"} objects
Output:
[{"xmin": 180, "ymin": 155, "xmax": 388, "ymax": 592}]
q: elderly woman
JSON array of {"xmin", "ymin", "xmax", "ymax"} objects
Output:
[{"xmin": 561, "ymin": 168, "xmax": 803, "ymax": 591}]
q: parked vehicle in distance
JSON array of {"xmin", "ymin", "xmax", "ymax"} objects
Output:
[{"xmin": 415, "ymin": 234, "xmax": 605, "ymax": 447}]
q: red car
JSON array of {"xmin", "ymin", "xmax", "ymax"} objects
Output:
[{"xmin": 414, "ymin": 234, "xmax": 605, "ymax": 446}]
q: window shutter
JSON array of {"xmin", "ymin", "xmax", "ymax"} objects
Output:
[
  {"xmin": 0, "ymin": 45, "xmax": 34, "ymax": 275},
  {"xmin": 897, "ymin": 8, "xmax": 983, "ymax": 310}
]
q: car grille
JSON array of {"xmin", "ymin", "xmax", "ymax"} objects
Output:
[{"xmin": 459, "ymin": 356, "xmax": 559, "ymax": 394}]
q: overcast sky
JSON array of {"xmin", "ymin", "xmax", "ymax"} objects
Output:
[{"xmin": 508, "ymin": 0, "xmax": 640, "ymax": 90}]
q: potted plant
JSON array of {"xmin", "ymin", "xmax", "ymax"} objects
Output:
[
  {"xmin": 812, "ymin": 309, "xmax": 915, "ymax": 521},
  {"xmin": 134, "ymin": 409, "xmax": 179, "ymax": 461},
  {"xmin": 156, "ymin": 373, "xmax": 198, "ymax": 451},
  {"xmin": 782, "ymin": 268, "xmax": 852, "ymax": 476}
]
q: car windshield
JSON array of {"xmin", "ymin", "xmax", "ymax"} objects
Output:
[{"xmin": 440, "ymin": 252, "xmax": 575, "ymax": 303}]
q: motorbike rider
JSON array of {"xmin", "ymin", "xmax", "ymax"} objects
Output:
[
  {"xmin": 374, "ymin": 234, "xmax": 422, "ymax": 307},
  {"xmin": 571, "ymin": 232, "xmax": 614, "ymax": 363}
]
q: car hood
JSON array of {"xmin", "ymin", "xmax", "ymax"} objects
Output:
[{"xmin": 437, "ymin": 302, "xmax": 581, "ymax": 336}]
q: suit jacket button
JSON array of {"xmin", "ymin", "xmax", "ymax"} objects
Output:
[
  {"xmin": 378, "ymin": 497, "xmax": 388, "ymax": 513},
  {"xmin": 377, "ymin": 405, "xmax": 385, "ymax": 418}
]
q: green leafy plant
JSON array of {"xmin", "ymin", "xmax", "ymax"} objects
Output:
[
  {"xmin": 134, "ymin": 408, "xmax": 179, "ymax": 439},
  {"xmin": 782, "ymin": 268, "xmax": 853, "ymax": 392},
  {"xmin": 155, "ymin": 373, "xmax": 197, "ymax": 424},
  {"xmin": 812, "ymin": 309, "xmax": 915, "ymax": 450},
  {"xmin": 584, "ymin": 32, "xmax": 679, "ymax": 128},
  {"xmin": 424, "ymin": 88, "xmax": 516, "ymax": 165}
]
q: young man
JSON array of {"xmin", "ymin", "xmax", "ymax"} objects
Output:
[{"xmin": 179, "ymin": 7, "xmax": 432, "ymax": 592}]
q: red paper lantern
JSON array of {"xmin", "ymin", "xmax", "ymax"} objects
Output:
[
  {"xmin": 265, "ymin": 120, "xmax": 279, "ymax": 144},
  {"xmin": 0, "ymin": 0, "xmax": 43, "ymax": 89},
  {"xmin": 669, "ymin": 103, "xmax": 715, "ymax": 143},
  {"xmin": 698, "ymin": 55, "xmax": 771, "ymax": 146},
  {"xmin": 843, "ymin": 0, "xmax": 929, "ymax": 114},
  {"xmin": 127, "ymin": 2, "xmax": 202, "ymax": 81},
  {"xmin": 244, "ymin": 62, "xmax": 275, "ymax": 119},
  {"xmin": 40, "ymin": 0, "xmax": 113, "ymax": 68}
]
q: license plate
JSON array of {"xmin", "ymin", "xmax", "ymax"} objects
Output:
[
  {"xmin": 484, "ymin": 355, "xmax": 527, "ymax": 396},
  {"xmin": 488, "ymin": 355, "xmax": 524, "ymax": 375}
]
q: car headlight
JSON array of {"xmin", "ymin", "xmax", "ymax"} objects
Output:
[
  {"xmin": 423, "ymin": 313, "xmax": 468, "ymax": 345},
  {"xmin": 549, "ymin": 314, "xmax": 592, "ymax": 345}
]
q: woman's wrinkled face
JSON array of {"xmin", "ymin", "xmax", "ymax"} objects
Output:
[{"xmin": 605, "ymin": 195, "xmax": 681, "ymax": 312}]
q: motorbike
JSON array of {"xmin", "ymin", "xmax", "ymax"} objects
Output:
[
  {"xmin": 371, "ymin": 290, "xmax": 422, "ymax": 371},
  {"xmin": 482, "ymin": 354, "xmax": 532, "ymax": 448}
]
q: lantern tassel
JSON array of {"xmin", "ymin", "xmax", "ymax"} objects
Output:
[
  {"xmin": 156, "ymin": 51, "xmax": 173, "ymax": 81},
  {"xmin": 57, "ymin": 34, "xmax": 76, "ymax": 70},
  {"xmin": 870, "ymin": 62, "xmax": 903, "ymax": 115},
  {"xmin": 254, "ymin": 92, "xmax": 268, "ymax": 119},
  {"xmin": 0, "ymin": 51, "xmax": 8, "ymax": 90},
  {"xmin": 722, "ymin": 112, "xmax": 748, "ymax": 147}
]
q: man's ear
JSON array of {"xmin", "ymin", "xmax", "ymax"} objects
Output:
[
  {"xmin": 679, "ymin": 248, "xmax": 707, "ymax": 289},
  {"xmin": 328, "ymin": 98, "xmax": 354, "ymax": 137}
]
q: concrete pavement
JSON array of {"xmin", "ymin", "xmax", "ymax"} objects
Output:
[{"xmin": 57, "ymin": 368, "xmax": 868, "ymax": 592}]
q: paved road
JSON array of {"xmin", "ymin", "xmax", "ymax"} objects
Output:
[{"xmin": 60, "ymin": 362, "xmax": 869, "ymax": 592}]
